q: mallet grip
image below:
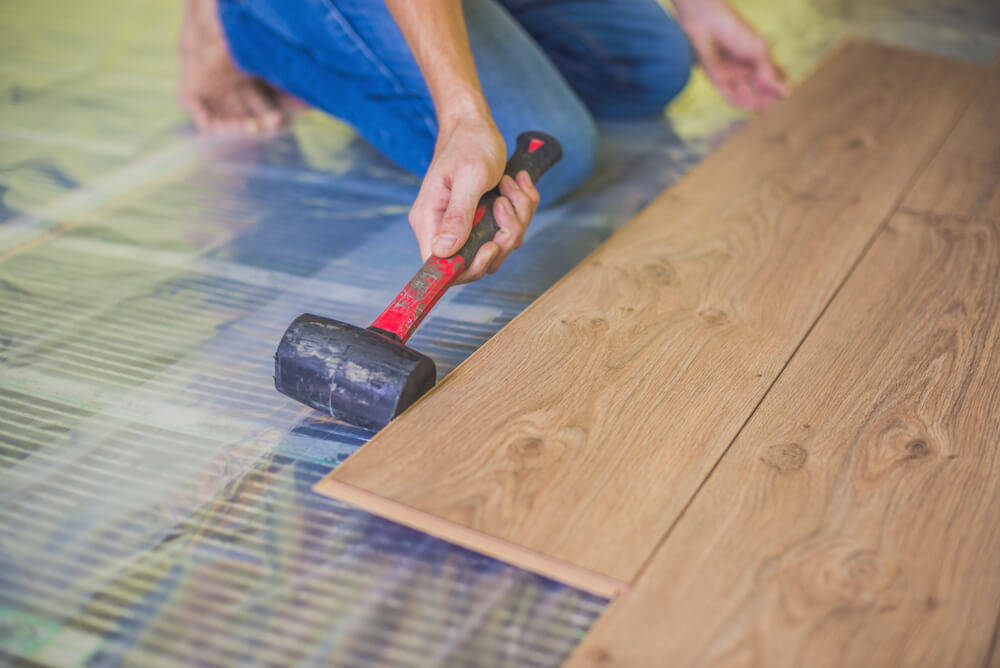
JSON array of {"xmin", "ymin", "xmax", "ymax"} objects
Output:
[
  {"xmin": 370, "ymin": 131, "xmax": 562, "ymax": 343},
  {"xmin": 454, "ymin": 132, "xmax": 563, "ymax": 268}
]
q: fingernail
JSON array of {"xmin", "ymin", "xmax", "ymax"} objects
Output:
[
  {"xmin": 501, "ymin": 199, "xmax": 514, "ymax": 214},
  {"xmin": 433, "ymin": 234, "xmax": 457, "ymax": 255}
]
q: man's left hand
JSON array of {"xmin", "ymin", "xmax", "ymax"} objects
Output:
[{"xmin": 675, "ymin": 0, "xmax": 790, "ymax": 111}]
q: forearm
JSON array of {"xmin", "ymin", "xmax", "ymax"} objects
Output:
[{"xmin": 384, "ymin": 0, "xmax": 492, "ymax": 130}]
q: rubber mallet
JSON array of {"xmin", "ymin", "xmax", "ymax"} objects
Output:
[{"xmin": 273, "ymin": 131, "xmax": 562, "ymax": 429}]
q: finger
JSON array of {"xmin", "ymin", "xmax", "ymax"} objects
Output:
[
  {"xmin": 198, "ymin": 97, "xmax": 238, "ymax": 134},
  {"xmin": 434, "ymin": 166, "xmax": 490, "ymax": 257},
  {"xmin": 487, "ymin": 197, "xmax": 525, "ymax": 274},
  {"xmin": 498, "ymin": 175, "xmax": 536, "ymax": 224},
  {"xmin": 233, "ymin": 86, "xmax": 267, "ymax": 133},
  {"xmin": 738, "ymin": 78, "xmax": 767, "ymax": 111},
  {"xmin": 717, "ymin": 78, "xmax": 749, "ymax": 110},
  {"xmin": 725, "ymin": 75, "xmax": 760, "ymax": 110},
  {"xmin": 750, "ymin": 76, "xmax": 781, "ymax": 109},
  {"xmin": 704, "ymin": 61, "xmax": 747, "ymax": 109},
  {"xmin": 495, "ymin": 194, "xmax": 526, "ymax": 249},
  {"xmin": 754, "ymin": 58, "xmax": 791, "ymax": 98},
  {"xmin": 209, "ymin": 88, "xmax": 257, "ymax": 133},
  {"xmin": 455, "ymin": 241, "xmax": 499, "ymax": 285},
  {"xmin": 242, "ymin": 83, "xmax": 285, "ymax": 131},
  {"xmin": 515, "ymin": 170, "xmax": 540, "ymax": 208}
]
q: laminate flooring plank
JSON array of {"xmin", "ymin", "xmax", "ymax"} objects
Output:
[
  {"xmin": 569, "ymin": 93, "xmax": 1000, "ymax": 667},
  {"xmin": 314, "ymin": 42, "xmax": 983, "ymax": 592},
  {"xmin": 904, "ymin": 68, "xmax": 1000, "ymax": 220}
]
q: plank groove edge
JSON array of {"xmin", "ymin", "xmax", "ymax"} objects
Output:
[{"xmin": 313, "ymin": 478, "xmax": 629, "ymax": 598}]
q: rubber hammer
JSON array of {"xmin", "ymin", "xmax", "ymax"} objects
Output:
[{"xmin": 274, "ymin": 131, "xmax": 562, "ymax": 429}]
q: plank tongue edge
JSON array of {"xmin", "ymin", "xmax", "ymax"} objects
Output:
[{"xmin": 312, "ymin": 477, "xmax": 630, "ymax": 599}]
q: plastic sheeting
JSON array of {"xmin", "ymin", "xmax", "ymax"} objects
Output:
[{"xmin": 1, "ymin": 0, "xmax": 997, "ymax": 665}]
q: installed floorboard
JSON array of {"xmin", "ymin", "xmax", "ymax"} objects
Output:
[
  {"xmin": 314, "ymin": 42, "xmax": 982, "ymax": 594},
  {"xmin": 569, "ymin": 71, "xmax": 1000, "ymax": 667},
  {"xmin": 904, "ymin": 68, "xmax": 1000, "ymax": 221}
]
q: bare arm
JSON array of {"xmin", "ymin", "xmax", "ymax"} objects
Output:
[
  {"xmin": 384, "ymin": 1, "xmax": 491, "ymax": 130},
  {"xmin": 385, "ymin": 0, "xmax": 540, "ymax": 283}
]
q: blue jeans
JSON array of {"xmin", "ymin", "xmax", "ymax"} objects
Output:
[{"xmin": 218, "ymin": 0, "xmax": 693, "ymax": 202}]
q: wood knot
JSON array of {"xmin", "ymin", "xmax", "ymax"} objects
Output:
[
  {"xmin": 905, "ymin": 439, "xmax": 931, "ymax": 459},
  {"xmin": 561, "ymin": 315, "xmax": 609, "ymax": 333},
  {"xmin": 639, "ymin": 259, "xmax": 677, "ymax": 284},
  {"xmin": 762, "ymin": 443, "xmax": 807, "ymax": 472},
  {"xmin": 698, "ymin": 307, "xmax": 730, "ymax": 326},
  {"xmin": 512, "ymin": 437, "xmax": 544, "ymax": 458},
  {"xmin": 846, "ymin": 135, "xmax": 875, "ymax": 150},
  {"xmin": 589, "ymin": 317, "xmax": 608, "ymax": 331}
]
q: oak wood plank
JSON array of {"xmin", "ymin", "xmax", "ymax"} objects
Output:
[
  {"xmin": 314, "ymin": 42, "xmax": 983, "ymax": 590},
  {"xmin": 569, "ymin": 119, "xmax": 1000, "ymax": 667},
  {"xmin": 904, "ymin": 69, "xmax": 1000, "ymax": 220}
]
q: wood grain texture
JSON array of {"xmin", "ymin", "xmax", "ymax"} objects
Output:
[
  {"xmin": 904, "ymin": 68, "xmax": 1000, "ymax": 220},
  {"xmin": 569, "ymin": 89, "xmax": 1000, "ymax": 668},
  {"xmin": 314, "ymin": 42, "xmax": 983, "ymax": 588}
]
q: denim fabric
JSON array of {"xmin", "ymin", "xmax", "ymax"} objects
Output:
[{"xmin": 218, "ymin": 0, "xmax": 691, "ymax": 202}]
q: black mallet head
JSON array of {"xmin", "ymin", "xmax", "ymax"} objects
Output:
[{"xmin": 274, "ymin": 314, "xmax": 436, "ymax": 431}]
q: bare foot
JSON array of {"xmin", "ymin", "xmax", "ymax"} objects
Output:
[{"xmin": 178, "ymin": 0, "xmax": 302, "ymax": 134}]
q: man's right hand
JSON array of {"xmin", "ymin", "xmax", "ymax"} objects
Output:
[
  {"xmin": 384, "ymin": 0, "xmax": 541, "ymax": 285},
  {"xmin": 409, "ymin": 116, "xmax": 541, "ymax": 284}
]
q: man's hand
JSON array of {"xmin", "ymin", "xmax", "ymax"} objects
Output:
[
  {"xmin": 409, "ymin": 117, "xmax": 541, "ymax": 284},
  {"xmin": 385, "ymin": 0, "xmax": 542, "ymax": 285},
  {"xmin": 179, "ymin": 0, "xmax": 300, "ymax": 133},
  {"xmin": 674, "ymin": 0, "xmax": 789, "ymax": 111}
]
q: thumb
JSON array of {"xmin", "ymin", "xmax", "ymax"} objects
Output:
[{"xmin": 433, "ymin": 172, "xmax": 487, "ymax": 257}]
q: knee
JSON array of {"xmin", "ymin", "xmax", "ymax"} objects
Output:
[
  {"xmin": 637, "ymin": 19, "xmax": 694, "ymax": 112},
  {"xmin": 589, "ymin": 10, "xmax": 694, "ymax": 118}
]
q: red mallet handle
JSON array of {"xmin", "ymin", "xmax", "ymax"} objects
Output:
[{"xmin": 369, "ymin": 131, "xmax": 562, "ymax": 343}]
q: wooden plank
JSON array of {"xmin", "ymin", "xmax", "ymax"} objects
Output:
[
  {"xmin": 569, "ymin": 96, "xmax": 1000, "ymax": 666},
  {"xmin": 904, "ymin": 69, "xmax": 1000, "ymax": 220},
  {"xmin": 314, "ymin": 42, "xmax": 983, "ymax": 592}
]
